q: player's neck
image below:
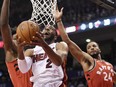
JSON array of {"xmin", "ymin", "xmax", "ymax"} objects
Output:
[
  {"xmin": 98, "ymin": 54, "xmax": 102, "ymax": 60},
  {"xmin": 92, "ymin": 54, "xmax": 101, "ymax": 60},
  {"xmin": 96, "ymin": 54, "xmax": 102, "ymax": 60}
]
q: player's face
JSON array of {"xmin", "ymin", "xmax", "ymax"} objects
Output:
[
  {"xmin": 42, "ymin": 26, "xmax": 56, "ymax": 42},
  {"xmin": 86, "ymin": 42, "xmax": 101, "ymax": 58}
]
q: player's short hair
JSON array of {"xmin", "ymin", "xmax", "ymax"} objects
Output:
[{"xmin": 86, "ymin": 40, "xmax": 100, "ymax": 49}]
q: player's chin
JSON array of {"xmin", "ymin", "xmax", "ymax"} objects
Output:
[{"xmin": 90, "ymin": 53, "xmax": 99, "ymax": 58}]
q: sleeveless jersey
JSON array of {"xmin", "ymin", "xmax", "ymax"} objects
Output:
[
  {"xmin": 6, "ymin": 59, "xmax": 32, "ymax": 87},
  {"xmin": 84, "ymin": 59, "xmax": 114, "ymax": 87},
  {"xmin": 30, "ymin": 43, "xmax": 64, "ymax": 87}
]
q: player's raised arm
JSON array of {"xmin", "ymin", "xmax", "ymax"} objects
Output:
[
  {"xmin": 53, "ymin": 7, "xmax": 94, "ymax": 71},
  {"xmin": 0, "ymin": 0, "xmax": 17, "ymax": 61},
  {"xmin": 17, "ymin": 37, "xmax": 33, "ymax": 73},
  {"xmin": 1, "ymin": 0, "xmax": 11, "ymax": 48}
]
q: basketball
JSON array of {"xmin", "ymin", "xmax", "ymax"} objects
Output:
[{"xmin": 16, "ymin": 20, "xmax": 40, "ymax": 43}]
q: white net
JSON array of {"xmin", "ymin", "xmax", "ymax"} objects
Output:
[{"xmin": 30, "ymin": 0, "xmax": 57, "ymax": 27}]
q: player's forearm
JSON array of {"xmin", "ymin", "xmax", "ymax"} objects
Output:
[
  {"xmin": 17, "ymin": 48, "xmax": 32, "ymax": 73},
  {"xmin": 42, "ymin": 42, "xmax": 62, "ymax": 66},
  {"xmin": 57, "ymin": 20, "xmax": 70, "ymax": 44},
  {"xmin": 68, "ymin": 41, "xmax": 84, "ymax": 62},
  {"xmin": 17, "ymin": 47, "xmax": 25, "ymax": 60},
  {"xmin": 1, "ymin": 0, "xmax": 10, "ymax": 26},
  {"xmin": 57, "ymin": 20, "xmax": 84, "ymax": 62},
  {"xmin": 18, "ymin": 56, "xmax": 32, "ymax": 73},
  {"xmin": 0, "ymin": 0, "xmax": 15, "ymax": 52}
]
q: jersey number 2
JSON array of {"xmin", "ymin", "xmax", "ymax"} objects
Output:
[{"xmin": 46, "ymin": 59, "xmax": 52, "ymax": 68}]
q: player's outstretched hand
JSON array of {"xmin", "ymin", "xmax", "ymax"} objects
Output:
[
  {"xmin": 52, "ymin": 6, "xmax": 63, "ymax": 22},
  {"xmin": 16, "ymin": 35, "xmax": 29, "ymax": 50}
]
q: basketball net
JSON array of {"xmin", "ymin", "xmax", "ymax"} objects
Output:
[{"xmin": 30, "ymin": 0, "xmax": 57, "ymax": 27}]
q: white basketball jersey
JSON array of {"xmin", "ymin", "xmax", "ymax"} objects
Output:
[{"xmin": 30, "ymin": 43, "xmax": 64, "ymax": 87}]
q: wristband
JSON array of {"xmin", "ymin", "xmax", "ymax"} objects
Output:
[{"xmin": 56, "ymin": 19, "xmax": 61, "ymax": 23}]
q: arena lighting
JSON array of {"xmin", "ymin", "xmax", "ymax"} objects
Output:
[
  {"xmin": 94, "ymin": 20, "xmax": 101, "ymax": 28},
  {"xmin": 57, "ymin": 16, "xmax": 116, "ymax": 35},
  {"xmin": 104, "ymin": 19, "xmax": 111, "ymax": 26},
  {"xmin": 0, "ymin": 41, "xmax": 4, "ymax": 48},
  {"xmin": 86, "ymin": 39, "xmax": 91, "ymax": 43},
  {"xmin": 76, "ymin": 25, "xmax": 79, "ymax": 31},
  {"xmin": 65, "ymin": 26, "xmax": 76, "ymax": 33},
  {"xmin": 88, "ymin": 22, "xmax": 94, "ymax": 29},
  {"xmin": 80, "ymin": 23, "xmax": 87, "ymax": 30}
]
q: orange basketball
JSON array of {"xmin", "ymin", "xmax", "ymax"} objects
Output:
[{"xmin": 16, "ymin": 20, "xmax": 40, "ymax": 43}]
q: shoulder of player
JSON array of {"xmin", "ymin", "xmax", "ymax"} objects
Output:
[
  {"xmin": 103, "ymin": 60, "xmax": 113, "ymax": 66},
  {"xmin": 55, "ymin": 42, "xmax": 68, "ymax": 57},
  {"xmin": 56, "ymin": 41, "xmax": 68, "ymax": 49},
  {"xmin": 24, "ymin": 49, "xmax": 34, "ymax": 57},
  {"xmin": 5, "ymin": 41, "xmax": 18, "ymax": 56},
  {"xmin": 5, "ymin": 51, "xmax": 17, "ymax": 62},
  {"xmin": 24, "ymin": 49, "xmax": 34, "ymax": 53}
]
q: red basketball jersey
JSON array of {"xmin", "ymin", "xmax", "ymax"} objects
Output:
[
  {"xmin": 6, "ymin": 59, "xmax": 32, "ymax": 87},
  {"xmin": 84, "ymin": 59, "xmax": 114, "ymax": 87}
]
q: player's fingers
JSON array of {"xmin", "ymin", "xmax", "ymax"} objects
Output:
[
  {"xmin": 20, "ymin": 41, "xmax": 26, "ymax": 46},
  {"xmin": 17, "ymin": 37, "xmax": 21, "ymax": 44},
  {"xmin": 35, "ymin": 32, "xmax": 42, "ymax": 38},
  {"xmin": 60, "ymin": 7, "xmax": 64, "ymax": 13},
  {"xmin": 38, "ymin": 32, "xmax": 43, "ymax": 37}
]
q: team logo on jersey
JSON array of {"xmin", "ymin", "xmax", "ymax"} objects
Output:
[
  {"xmin": 32, "ymin": 53, "xmax": 47, "ymax": 63},
  {"xmin": 96, "ymin": 65, "xmax": 114, "ymax": 82}
]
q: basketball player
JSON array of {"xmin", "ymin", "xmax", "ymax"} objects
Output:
[
  {"xmin": 17, "ymin": 25, "xmax": 68, "ymax": 87},
  {"xmin": 0, "ymin": 0, "xmax": 32, "ymax": 87},
  {"xmin": 52, "ymin": 6, "xmax": 116, "ymax": 87}
]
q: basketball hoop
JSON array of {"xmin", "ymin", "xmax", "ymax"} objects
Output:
[{"xmin": 30, "ymin": 0, "xmax": 57, "ymax": 27}]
